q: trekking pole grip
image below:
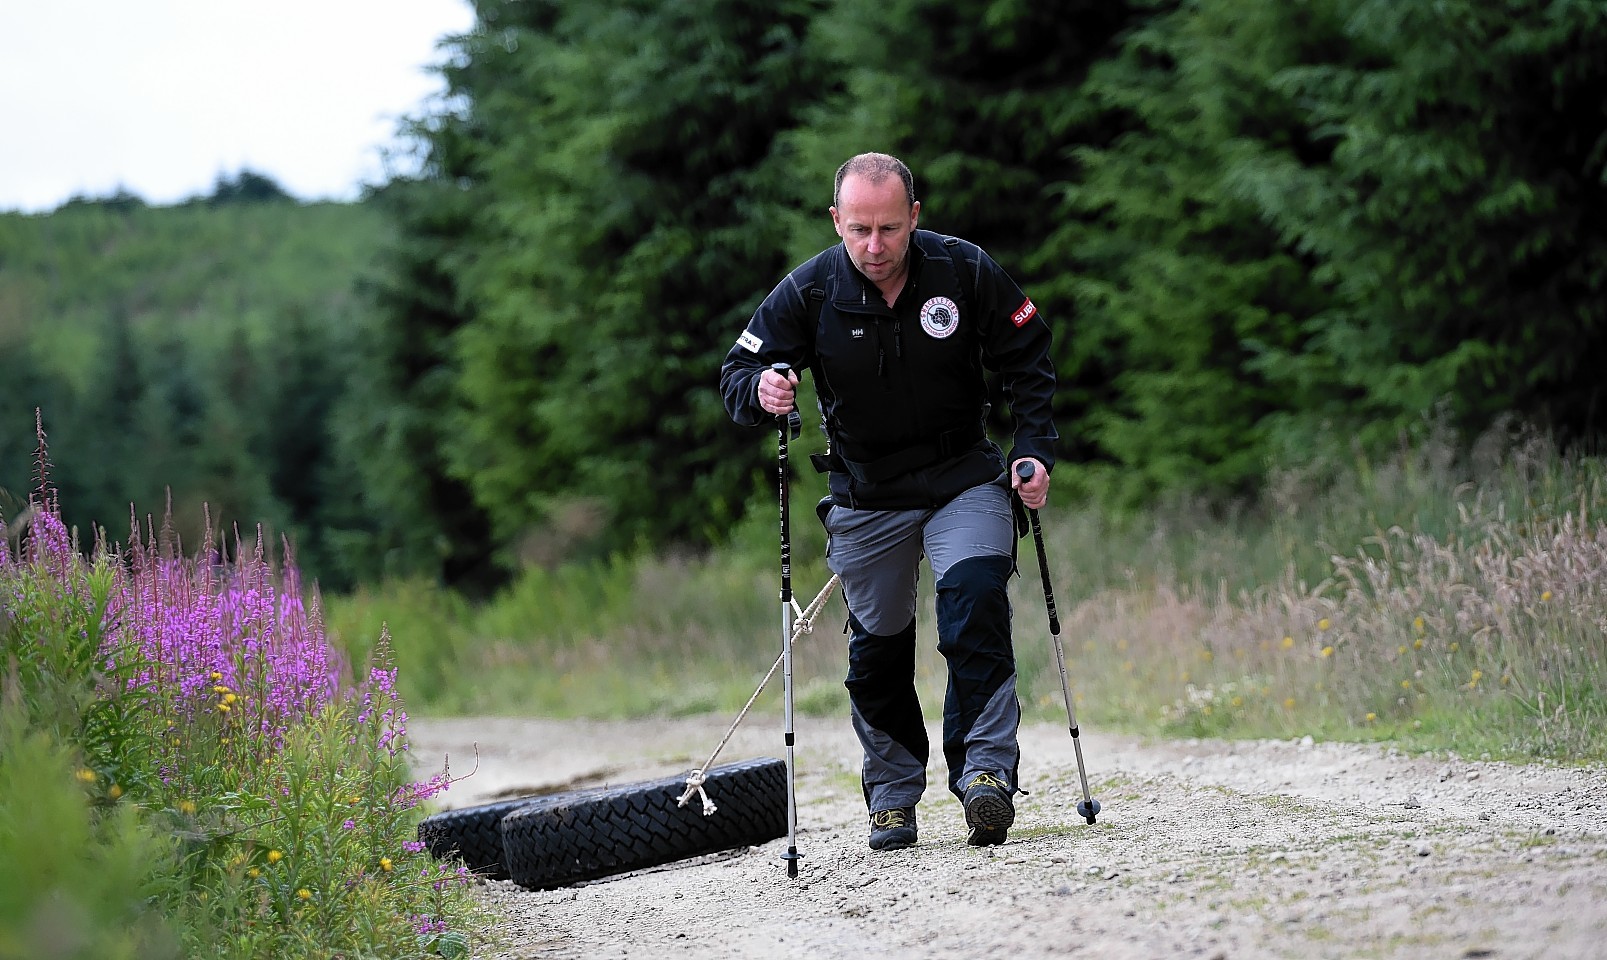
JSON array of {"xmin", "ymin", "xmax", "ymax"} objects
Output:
[
  {"xmin": 1015, "ymin": 461, "xmax": 1060, "ymax": 635},
  {"xmin": 770, "ymin": 362, "xmax": 802, "ymax": 439}
]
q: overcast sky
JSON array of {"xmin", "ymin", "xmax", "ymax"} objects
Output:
[{"xmin": 0, "ymin": 0, "xmax": 475, "ymax": 213}]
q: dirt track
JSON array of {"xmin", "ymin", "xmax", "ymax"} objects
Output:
[{"xmin": 409, "ymin": 715, "xmax": 1607, "ymax": 959}]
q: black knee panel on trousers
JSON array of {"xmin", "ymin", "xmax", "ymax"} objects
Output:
[
  {"xmin": 935, "ymin": 554, "xmax": 1015, "ymax": 700},
  {"xmin": 844, "ymin": 614, "xmax": 928, "ymax": 764},
  {"xmin": 936, "ymin": 554, "xmax": 1016, "ymax": 783}
]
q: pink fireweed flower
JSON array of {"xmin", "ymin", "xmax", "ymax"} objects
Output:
[{"xmin": 106, "ymin": 529, "xmax": 345, "ymax": 754}]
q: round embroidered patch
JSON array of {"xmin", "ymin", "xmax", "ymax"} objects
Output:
[{"xmin": 920, "ymin": 296, "xmax": 960, "ymax": 339}]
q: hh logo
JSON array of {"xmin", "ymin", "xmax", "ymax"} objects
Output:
[
  {"xmin": 1011, "ymin": 299, "xmax": 1037, "ymax": 328},
  {"xmin": 851, "ymin": 327, "xmax": 866, "ymax": 339}
]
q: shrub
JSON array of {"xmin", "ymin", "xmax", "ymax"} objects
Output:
[{"xmin": 1, "ymin": 469, "xmax": 489, "ymax": 958}]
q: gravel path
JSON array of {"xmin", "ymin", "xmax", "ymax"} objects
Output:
[{"xmin": 409, "ymin": 715, "xmax": 1607, "ymax": 959}]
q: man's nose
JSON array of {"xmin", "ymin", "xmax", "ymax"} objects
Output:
[{"xmin": 866, "ymin": 233, "xmax": 882, "ymax": 254}]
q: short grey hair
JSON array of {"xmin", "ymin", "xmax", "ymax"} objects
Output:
[{"xmin": 833, "ymin": 153, "xmax": 916, "ymax": 208}]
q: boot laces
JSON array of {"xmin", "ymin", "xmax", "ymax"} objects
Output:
[{"xmin": 871, "ymin": 809, "xmax": 909, "ymax": 828}]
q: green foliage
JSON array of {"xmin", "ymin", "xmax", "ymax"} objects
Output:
[
  {"xmin": 1237, "ymin": 0, "xmax": 1607, "ymax": 454},
  {"xmin": 0, "ymin": 200, "xmax": 399, "ymax": 589},
  {"xmin": 345, "ymin": 431, "xmax": 1607, "ymax": 763},
  {"xmin": 324, "ymin": 491, "xmax": 836, "ymax": 718},
  {"xmin": 0, "ymin": 489, "xmax": 490, "ymax": 959},
  {"xmin": 1048, "ymin": 0, "xmax": 1344, "ymax": 500},
  {"xmin": 0, "ymin": 712, "xmax": 179, "ymax": 960},
  {"xmin": 199, "ymin": 170, "xmax": 296, "ymax": 207},
  {"xmin": 396, "ymin": 0, "xmax": 836, "ymax": 563}
]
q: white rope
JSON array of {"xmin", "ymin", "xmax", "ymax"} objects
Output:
[{"xmin": 676, "ymin": 574, "xmax": 841, "ymax": 815}]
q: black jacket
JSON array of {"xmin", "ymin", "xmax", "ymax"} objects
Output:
[{"xmin": 720, "ymin": 230, "xmax": 1057, "ymax": 510}]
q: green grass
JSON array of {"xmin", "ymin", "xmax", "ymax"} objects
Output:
[{"xmin": 325, "ymin": 428, "xmax": 1607, "ymax": 763}]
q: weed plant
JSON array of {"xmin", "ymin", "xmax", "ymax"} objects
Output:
[
  {"xmin": 0, "ymin": 474, "xmax": 489, "ymax": 957},
  {"xmin": 326, "ymin": 425, "xmax": 1606, "ymax": 762}
]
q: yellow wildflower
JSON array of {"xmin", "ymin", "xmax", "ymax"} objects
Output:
[
  {"xmin": 179, "ymin": 800, "xmax": 197, "ymax": 815},
  {"xmin": 1318, "ymin": 618, "xmax": 1331, "ymax": 631},
  {"xmin": 1283, "ymin": 698, "xmax": 1296, "ymax": 709},
  {"xmin": 108, "ymin": 784, "xmax": 122, "ymax": 800},
  {"xmin": 224, "ymin": 692, "xmax": 238, "ymax": 705},
  {"xmin": 75, "ymin": 769, "xmax": 97, "ymax": 784},
  {"xmin": 217, "ymin": 703, "xmax": 230, "ymax": 714},
  {"xmin": 248, "ymin": 867, "xmax": 261, "ymax": 879},
  {"xmin": 1281, "ymin": 636, "xmax": 1294, "ymax": 650},
  {"xmin": 1413, "ymin": 616, "xmax": 1424, "ymax": 632},
  {"xmin": 1401, "ymin": 680, "xmax": 1412, "ymax": 690},
  {"xmin": 1470, "ymin": 670, "xmax": 1483, "ymax": 685},
  {"xmin": 1365, "ymin": 713, "xmax": 1376, "ymax": 723},
  {"xmin": 296, "ymin": 888, "xmax": 311, "ymax": 901},
  {"xmin": 267, "ymin": 850, "xmax": 283, "ymax": 864},
  {"xmin": 209, "ymin": 671, "xmax": 222, "ymax": 681},
  {"xmin": 1413, "ymin": 638, "xmax": 1424, "ymax": 650},
  {"xmin": 380, "ymin": 857, "xmax": 394, "ymax": 873},
  {"xmin": 1541, "ymin": 590, "xmax": 1552, "ymax": 602},
  {"xmin": 1321, "ymin": 646, "xmax": 1334, "ymax": 658},
  {"xmin": 1449, "ymin": 642, "xmax": 1460, "ymax": 653},
  {"xmin": 1397, "ymin": 645, "xmax": 1408, "ymax": 655}
]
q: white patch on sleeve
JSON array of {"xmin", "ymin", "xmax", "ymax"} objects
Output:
[{"xmin": 737, "ymin": 330, "xmax": 764, "ymax": 354}]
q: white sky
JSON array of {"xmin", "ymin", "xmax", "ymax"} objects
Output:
[{"xmin": 0, "ymin": 0, "xmax": 476, "ymax": 213}]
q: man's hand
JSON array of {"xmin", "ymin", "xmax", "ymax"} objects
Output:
[
  {"xmin": 758, "ymin": 367, "xmax": 799, "ymax": 416},
  {"xmin": 1011, "ymin": 457, "xmax": 1049, "ymax": 510}
]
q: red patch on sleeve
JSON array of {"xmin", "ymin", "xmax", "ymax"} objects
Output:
[{"xmin": 1011, "ymin": 298, "xmax": 1038, "ymax": 328}]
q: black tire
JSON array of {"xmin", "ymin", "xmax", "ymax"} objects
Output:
[
  {"xmin": 418, "ymin": 797, "xmax": 546, "ymax": 880},
  {"xmin": 499, "ymin": 757, "xmax": 788, "ymax": 890}
]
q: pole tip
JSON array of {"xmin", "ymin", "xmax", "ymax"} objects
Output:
[{"xmin": 1077, "ymin": 798, "xmax": 1101, "ymax": 824}]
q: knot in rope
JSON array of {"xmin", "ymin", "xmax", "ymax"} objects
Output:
[{"xmin": 675, "ymin": 768, "xmax": 718, "ymax": 816}]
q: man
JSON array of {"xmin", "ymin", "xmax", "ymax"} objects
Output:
[{"xmin": 719, "ymin": 153, "xmax": 1056, "ymax": 850}]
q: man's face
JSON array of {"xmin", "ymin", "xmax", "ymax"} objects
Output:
[{"xmin": 831, "ymin": 174, "xmax": 919, "ymax": 288}]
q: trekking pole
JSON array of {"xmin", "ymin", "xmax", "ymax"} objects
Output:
[
  {"xmin": 773, "ymin": 363, "xmax": 804, "ymax": 877},
  {"xmin": 1016, "ymin": 461, "xmax": 1101, "ymax": 825}
]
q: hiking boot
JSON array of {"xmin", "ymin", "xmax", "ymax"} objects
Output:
[
  {"xmin": 962, "ymin": 772, "xmax": 1014, "ymax": 846},
  {"xmin": 868, "ymin": 806, "xmax": 918, "ymax": 850}
]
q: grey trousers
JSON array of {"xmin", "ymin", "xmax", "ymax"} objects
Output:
[{"xmin": 822, "ymin": 480, "xmax": 1021, "ymax": 812}]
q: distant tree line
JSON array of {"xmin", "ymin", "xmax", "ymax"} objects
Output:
[
  {"xmin": 0, "ymin": 196, "xmax": 392, "ymax": 590},
  {"xmin": 56, "ymin": 169, "xmax": 298, "ymax": 213}
]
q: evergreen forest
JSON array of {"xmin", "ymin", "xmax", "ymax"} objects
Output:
[{"xmin": 3, "ymin": 0, "xmax": 1604, "ymax": 594}]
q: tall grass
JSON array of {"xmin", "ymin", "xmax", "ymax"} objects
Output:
[
  {"xmin": 1, "ymin": 467, "xmax": 489, "ymax": 957},
  {"xmin": 326, "ymin": 425, "xmax": 1607, "ymax": 762}
]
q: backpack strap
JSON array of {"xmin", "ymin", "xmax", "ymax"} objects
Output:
[
  {"xmin": 938, "ymin": 233, "xmax": 976, "ymax": 318},
  {"xmin": 800, "ymin": 275, "xmax": 840, "ymax": 474}
]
